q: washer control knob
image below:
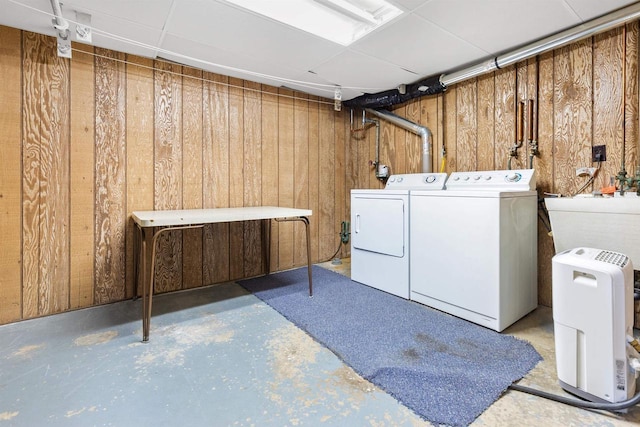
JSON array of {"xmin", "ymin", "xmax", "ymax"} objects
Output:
[
  {"xmin": 485, "ymin": 176, "xmax": 492, "ymax": 180},
  {"xmin": 463, "ymin": 176, "xmax": 470, "ymax": 181},
  {"xmin": 474, "ymin": 175, "xmax": 481, "ymax": 180},
  {"xmin": 453, "ymin": 176, "xmax": 460, "ymax": 181},
  {"xmin": 388, "ymin": 176, "xmax": 396, "ymax": 182},
  {"xmin": 397, "ymin": 177, "xmax": 404, "ymax": 183},
  {"xmin": 424, "ymin": 175, "xmax": 437, "ymax": 184},
  {"xmin": 506, "ymin": 172, "xmax": 521, "ymax": 182}
]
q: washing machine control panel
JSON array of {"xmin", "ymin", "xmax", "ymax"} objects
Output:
[
  {"xmin": 385, "ymin": 173, "xmax": 447, "ymax": 190},
  {"xmin": 447, "ymin": 169, "xmax": 535, "ymax": 191}
]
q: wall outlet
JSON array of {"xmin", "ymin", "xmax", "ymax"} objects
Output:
[{"xmin": 592, "ymin": 145, "xmax": 606, "ymax": 162}]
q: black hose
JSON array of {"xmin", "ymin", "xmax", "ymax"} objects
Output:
[
  {"xmin": 321, "ymin": 238, "xmax": 343, "ymax": 264},
  {"xmin": 509, "ymin": 383, "xmax": 640, "ymax": 411}
]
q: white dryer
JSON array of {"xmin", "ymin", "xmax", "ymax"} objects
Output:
[
  {"xmin": 351, "ymin": 173, "xmax": 447, "ymax": 298},
  {"xmin": 410, "ymin": 169, "xmax": 538, "ymax": 331}
]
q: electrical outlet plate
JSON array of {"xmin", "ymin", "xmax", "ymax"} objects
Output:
[{"xmin": 592, "ymin": 145, "xmax": 606, "ymax": 162}]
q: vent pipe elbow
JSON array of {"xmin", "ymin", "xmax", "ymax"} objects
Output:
[{"xmin": 365, "ymin": 109, "xmax": 432, "ymax": 173}]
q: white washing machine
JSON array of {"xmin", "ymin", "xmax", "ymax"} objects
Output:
[
  {"xmin": 410, "ymin": 169, "xmax": 538, "ymax": 331},
  {"xmin": 351, "ymin": 173, "xmax": 447, "ymax": 298}
]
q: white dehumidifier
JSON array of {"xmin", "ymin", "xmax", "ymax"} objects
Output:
[{"xmin": 552, "ymin": 247, "xmax": 636, "ymax": 404}]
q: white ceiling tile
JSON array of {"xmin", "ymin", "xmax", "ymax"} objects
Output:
[
  {"xmin": 311, "ymin": 50, "xmax": 420, "ymax": 92},
  {"xmin": 83, "ymin": 13, "xmax": 164, "ymax": 58},
  {"xmin": 286, "ymin": 70, "xmax": 353, "ymax": 99},
  {"xmin": 0, "ymin": 0, "xmax": 636, "ymax": 100},
  {"xmin": 563, "ymin": 0, "xmax": 638, "ymax": 21},
  {"xmin": 161, "ymin": 33, "xmax": 331, "ymax": 95},
  {"xmin": 389, "ymin": 0, "xmax": 433, "ymax": 12},
  {"xmin": 414, "ymin": 0, "xmax": 581, "ymax": 54},
  {"xmin": 352, "ymin": 14, "xmax": 489, "ymax": 77},
  {"xmin": 0, "ymin": 0, "xmax": 54, "ymax": 36},
  {"xmin": 166, "ymin": 0, "xmax": 344, "ymax": 69},
  {"xmin": 62, "ymin": 0, "xmax": 174, "ymax": 29}
]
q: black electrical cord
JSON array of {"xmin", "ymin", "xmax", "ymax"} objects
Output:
[{"xmin": 509, "ymin": 383, "xmax": 640, "ymax": 411}]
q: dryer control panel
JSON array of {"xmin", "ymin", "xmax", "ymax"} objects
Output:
[
  {"xmin": 385, "ymin": 173, "xmax": 447, "ymax": 190},
  {"xmin": 446, "ymin": 169, "xmax": 536, "ymax": 191}
]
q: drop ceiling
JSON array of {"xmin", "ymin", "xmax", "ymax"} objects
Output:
[{"xmin": 1, "ymin": 0, "xmax": 637, "ymax": 100}]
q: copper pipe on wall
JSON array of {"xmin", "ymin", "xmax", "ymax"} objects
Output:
[
  {"xmin": 508, "ymin": 101, "xmax": 525, "ymax": 169},
  {"xmin": 527, "ymin": 99, "xmax": 539, "ymax": 169}
]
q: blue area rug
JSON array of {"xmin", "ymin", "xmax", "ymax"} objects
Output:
[{"xmin": 239, "ymin": 266, "xmax": 542, "ymax": 427}]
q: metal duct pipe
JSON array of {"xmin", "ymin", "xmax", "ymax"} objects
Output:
[
  {"xmin": 347, "ymin": 2, "xmax": 640, "ymax": 109},
  {"xmin": 50, "ymin": 0, "xmax": 69, "ymax": 39},
  {"xmin": 366, "ymin": 108, "xmax": 432, "ymax": 173}
]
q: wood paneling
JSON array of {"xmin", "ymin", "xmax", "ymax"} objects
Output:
[
  {"xmin": 444, "ymin": 87, "xmax": 457, "ymax": 172},
  {"xmin": 334, "ymin": 110, "xmax": 347, "ymax": 258},
  {"xmin": 294, "ymin": 92, "xmax": 310, "ymax": 266},
  {"xmin": 537, "ymin": 52, "xmax": 556, "ymax": 307},
  {"xmin": 94, "ymin": 48, "xmax": 126, "ymax": 304},
  {"xmin": 308, "ymin": 97, "xmax": 320, "ymax": 261},
  {"xmin": 553, "ymin": 40, "xmax": 593, "ymax": 196},
  {"xmin": 2, "ymin": 23, "xmax": 640, "ymax": 327},
  {"xmin": 477, "ymin": 73, "xmax": 495, "ymax": 170},
  {"xmin": 318, "ymin": 103, "xmax": 336, "ymax": 260},
  {"xmin": 70, "ymin": 43, "xmax": 95, "ymax": 308},
  {"xmin": 456, "ymin": 79, "xmax": 477, "ymax": 171},
  {"xmin": 243, "ymin": 81, "xmax": 262, "ymax": 277},
  {"xmin": 126, "ymin": 56, "xmax": 155, "ymax": 297},
  {"xmin": 623, "ymin": 23, "xmax": 640, "ymax": 326},
  {"xmin": 22, "ymin": 32, "xmax": 71, "ymax": 316},
  {"xmin": 154, "ymin": 61, "xmax": 183, "ymax": 293},
  {"xmin": 0, "ymin": 26, "xmax": 353, "ymax": 326},
  {"xmin": 278, "ymin": 89, "xmax": 295, "ymax": 268},
  {"xmin": 494, "ymin": 66, "xmax": 516, "ymax": 171},
  {"xmin": 0, "ymin": 26, "xmax": 22, "ymax": 323},
  {"xmin": 594, "ymin": 28, "xmax": 625, "ymax": 190},
  {"xmin": 625, "ymin": 22, "xmax": 639, "ymax": 176},
  {"xmin": 182, "ymin": 67, "xmax": 204, "ymax": 289},
  {"xmin": 228, "ymin": 77, "xmax": 245, "ymax": 279},
  {"xmin": 21, "ymin": 32, "xmax": 43, "ymax": 318},
  {"xmin": 261, "ymin": 85, "xmax": 279, "ymax": 271},
  {"xmin": 405, "ymin": 98, "xmax": 422, "ymax": 172},
  {"xmin": 203, "ymin": 73, "xmax": 230, "ymax": 284}
]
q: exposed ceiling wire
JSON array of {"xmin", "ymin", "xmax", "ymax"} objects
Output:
[
  {"xmin": 7, "ymin": 0, "xmax": 391, "ymax": 97},
  {"xmin": 73, "ymin": 46, "xmax": 337, "ymax": 106}
]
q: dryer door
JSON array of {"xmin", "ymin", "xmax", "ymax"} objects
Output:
[{"xmin": 351, "ymin": 196, "xmax": 405, "ymax": 257}]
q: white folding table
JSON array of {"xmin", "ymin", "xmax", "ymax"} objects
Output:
[{"xmin": 131, "ymin": 206, "xmax": 313, "ymax": 341}]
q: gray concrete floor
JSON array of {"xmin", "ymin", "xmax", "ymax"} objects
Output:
[{"xmin": 1, "ymin": 259, "xmax": 639, "ymax": 426}]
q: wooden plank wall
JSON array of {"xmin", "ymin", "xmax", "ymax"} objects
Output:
[
  {"xmin": 351, "ymin": 23, "xmax": 640, "ymax": 324},
  {"xmin": 0, "ymin": 26, "xmax": 350, "ymax": 324},
  {"xmin": 1, "ymin": 23, "xmax": 639, "ymax": 325}
]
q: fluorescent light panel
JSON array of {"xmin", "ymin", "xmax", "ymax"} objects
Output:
[{"xmin": 223, "ymin": 0, "xmax": 403, "ymax": 46}]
